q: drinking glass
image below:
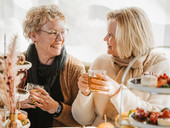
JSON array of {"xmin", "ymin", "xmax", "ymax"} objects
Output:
[
  {"xmin": 25, "ymin": 83, "xmax": 44, "ymax": 104},
  {"xmin": 88, "ymin": 70, "xmax": 107, "ymax": 91}
]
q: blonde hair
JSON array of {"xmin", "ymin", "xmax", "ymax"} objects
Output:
[
  {"xmin": 23, "ymin": 4, "xmax": 65, "ymax": 39},
  {"xmin": 107, "ymin": 7, "xmax": 154, "ymax": 59}
]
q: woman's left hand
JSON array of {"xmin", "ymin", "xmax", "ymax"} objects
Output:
[
  {"xmin": 90, "ymin": 74, "xmax": 121, "ymax": 97},
  {"xmin": 30, "ymin": 86, "xmax": 58, "ymax": 114}
]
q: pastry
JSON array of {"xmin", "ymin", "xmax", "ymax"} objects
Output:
[{"xmin": 141, "ymin": 74, "xmax": 157, "ymax": 87}]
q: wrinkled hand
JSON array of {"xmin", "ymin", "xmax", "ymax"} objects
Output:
[
  {"xmin": 78, "ymin": 73, "xmax": 91, "ymax": 96},
  {"xmin": 20, "ymin": 98, "xmax": 36, "ymax": 109},
  {"xmin": 30, "ymin": 86, "xmax": 59, "ymax": 114},
  {"xmin": 90, "ymin": 74, "xmax": 121, "ymax": 97}
]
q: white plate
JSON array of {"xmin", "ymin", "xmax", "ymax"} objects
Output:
[
  {"xmin": 129, "ymin": 113, "xmax": 169, "ymax": 128},
  {"xmin": 127, "ymin": 78, "xmax": 170, "ymax": 94},
  {"xmin": 22, "ymin": 119, "xmax": 30, "ymax": 128},
  {"xmin": 0, "ymin": 108, "xmax": 9, "ymax": 117},
  {"xmin": 16, "ymin": 61, "xmax": 32, "ymax": 71},
  {"xmin": 0, "ymin": 89, "xmax": 29, "ymax": 105},
  {"xmin": 0, "ymin": 61, "xmax": 32, "ymax": 71},
  {"xmin": 2, "ymin": 110, "xmax": 30, "ymax": 128},
  {"xmin": 3, "ymin": 119, "xmax": 30, "ymax": 128},
  {"xmin": 17, "ymin": 88, "xmax": 30, "ymax": 101}
]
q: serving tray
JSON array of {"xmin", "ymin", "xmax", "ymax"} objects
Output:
[
  {"xmin": 129, "ymin": 113, "xmax": 169, "ymax": 128},
  {"xmin": 127, "ymin": 78, "xmax": 170, "ymax": 94}
]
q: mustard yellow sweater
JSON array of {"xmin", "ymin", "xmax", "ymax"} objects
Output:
[{"xmin": 53, "ymin": 54, "xmax": 85, "ymax": 127}]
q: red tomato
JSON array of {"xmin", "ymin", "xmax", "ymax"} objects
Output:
[
  {"xmin": 162, "ymin": 109, "xmax": 170, "ymax": 118},
  {"xmin": 150, "ymin": 112, "xmax": 161, "ymax": 124}
]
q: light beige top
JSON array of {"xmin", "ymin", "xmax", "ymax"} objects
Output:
[{"xmin": 72, "ymin": 53, "xmax": 170, "ymax": 126}]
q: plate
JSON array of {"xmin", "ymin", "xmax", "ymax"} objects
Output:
[
  {"xmin": 3, "ymin": 119, "xmax": 30, "ymax": 128},
  {"xmin": 17, "ymin": 88, "xmax": 30, "ymax": 101},
  {"xmin": 0, "ymin": 61, "xmax": 32, "ymax": 71},
  {"xmin": 2, "ymin": 110, "xmax": 30, "ymax": 128},
  {"xmin": 129, "ymin": 113, "xmax": 169, "ymax": 128},
  {"xmin": 0, "ymin": 108, "xmax": 9, "ymax": 117},
  {"xmin": 127, "ymin": 78, "xmax": 170, "ymax": 94},
  {"xmin": 22, "ymin": 119, "xmax": 30, "ymax": 128},
  {"xmin": 0, "ymin": 89, "xmax": 29, "ymax": 104},
  {"xmin": 115, "ymin": 112, "xmax": 134, "ymax": 128},
  {"xmin": 16, "ymin": 61, "xmax": 32, "ymax": 71}
]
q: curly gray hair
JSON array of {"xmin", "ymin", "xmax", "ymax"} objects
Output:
[{"xmin": 23, "ymin": 4, "xmax": 65, "ymax": 39}]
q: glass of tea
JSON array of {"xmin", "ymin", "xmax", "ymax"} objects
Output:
[
  {"xmin": 88, "ymin": 70, "xmax": 107, "ymax": 91},
  {"xmin": 25, "ymin": 83, "xmax": 44, "ymax": 104}
]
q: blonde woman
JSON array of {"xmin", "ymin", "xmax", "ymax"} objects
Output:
[
  {"xmin": 72, "ymin": 7, "xmax": 170, "ymax": 126},
  {"xmin": 20, "ymin": 4, "xmax": 85, "ymax": 127}
]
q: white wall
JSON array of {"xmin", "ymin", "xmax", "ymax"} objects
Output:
[
  {"xmin": 0, "ymin": 0, "xmax": 170, "ymax": 62},
  {"xmin": 164, "ymin": 0, "xmax": 170, "ymax": 46}
]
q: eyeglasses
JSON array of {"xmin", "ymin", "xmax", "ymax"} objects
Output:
[{"xmin": 40, "ymin": 28, "xmax": 69, "ymax": 38}]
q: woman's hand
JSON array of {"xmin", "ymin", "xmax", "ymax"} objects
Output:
[
  {"xmin": 78, "ymin": 73, "xmax": 91, "ymax": 96},
  {"xmin": 30, "ymin": 86, "xmax": 59, "ymax": 114},
  {"xmin": 90, "ymin": 74, "xmax": 121, "ymax": 97},
  {"xmin": 20, "ymin": 98, "xmax": 36, "ymax": 109}
]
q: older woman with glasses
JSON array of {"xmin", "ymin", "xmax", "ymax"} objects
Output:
[{"xmin": 20, "ymin": 4, "xmax": 85, "ymax": 127}]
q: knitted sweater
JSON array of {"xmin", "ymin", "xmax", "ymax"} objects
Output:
[
  {"xmin": 72, "ymin": 54, "xmax": 170, "ymax": 127},
  {"xmin": 53, "ymin": 54, "xmax": 85, "ymax": 127}
]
